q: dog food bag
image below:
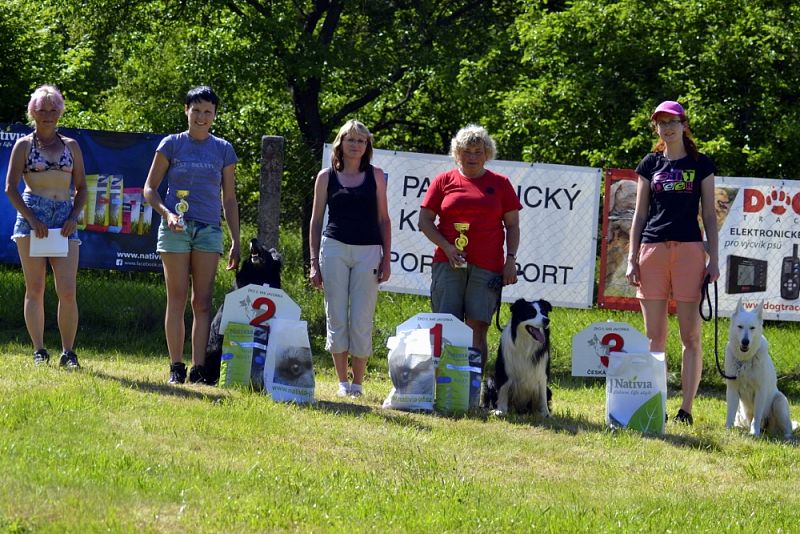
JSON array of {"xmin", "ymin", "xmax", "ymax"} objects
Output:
[
  {"xmin": 468, "ymin": 347, "xmax": 483, "ymax": 409},
  {"xmin": 605, "ymin": 351, "xmax": 667, "ymax": 433},
  {"xmin": 382, "ymin": 328, "xmax": 435, "ymax": 412},
  {"xmin": 263, "ymin": 319, "xmax": 315, "ymax": 404},
  {"xmin": 219, "ymin": 322, "xmax": 257, "ymax": 388},
  {"xmin": 250, "ymin": 326, "xmax": 269, "ymax": 392},
  {"xmin": 435, "ymin": 343, "xmax": 482, "ymax": 415}
]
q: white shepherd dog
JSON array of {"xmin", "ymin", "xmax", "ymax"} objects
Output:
[{"xmin": 725, "ymin": 299, "xmax": 796, "ymax": 439}]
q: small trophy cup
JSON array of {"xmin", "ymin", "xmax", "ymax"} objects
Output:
[
  {"xmin": 453, "ymin": 222, "xmax": 470, "ymax": 268},
  {"xmin": 175, "ymin": 190, "xmax": 190, "ymax": 227}
]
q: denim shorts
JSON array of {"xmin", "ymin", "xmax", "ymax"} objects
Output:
[
  {"xmin": 157, "ymin": 219, "xmax": 223, "ymax": 254},
  {"xmin": 11, "ymin": 192, "xmax": 81, "ymax": 242},
  {"xmin": 430, "ymin": 261, "xmax": 501, "ymax": 324}
]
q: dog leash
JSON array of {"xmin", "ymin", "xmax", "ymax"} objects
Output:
[{"xmin": 700, "ymin": 274, "xmax": 736, "ymax": 380}]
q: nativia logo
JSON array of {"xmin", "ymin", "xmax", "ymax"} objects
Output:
[
  {"xmin": 742, "ymin": 188, "xmax": 800, "ymax": 216},
  {"xmin": 608, "ymin": 375, "xmax": 653, "ymax": 392}
]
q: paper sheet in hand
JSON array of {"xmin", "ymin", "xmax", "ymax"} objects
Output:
[{"xmin": 29, "ymin": 230, "xmax": 69, "ymax": 257}]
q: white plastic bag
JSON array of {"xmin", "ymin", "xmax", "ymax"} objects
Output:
[
  {"xmin": 263, "ymin": 319, "xmax": 315, "ymax": 403},
  {"xmin": 382, "ymin": 328, "xmax": 435, "ymax": 411},
  {"xmin": 606, "ymin": 352, "xmax": 666, "ymax": 433}
]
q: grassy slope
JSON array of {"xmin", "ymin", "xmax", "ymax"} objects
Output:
[{"xmin": 1, "ymin": 226, "xmax": 799, "ymax": 531}]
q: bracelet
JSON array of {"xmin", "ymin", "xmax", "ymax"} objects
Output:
[
  {"xmin": 310, "ymin": 257, "xmax": 319, "ymax": 262},
  {"xmin": 506, "ymin": 252, "xmax": 516, "ymax": 259}
]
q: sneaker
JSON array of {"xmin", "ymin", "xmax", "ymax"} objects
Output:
[
  {"xmin": 169, "ymin": 362, "xmax": 187, "ymax": 384},
  {"xmin": 33, "ymin": 349, "xmax": 50, "ymax": 365},
  {"xmin": 350, "ymin": 384, "xmax": 363, "ymax": 398},
  {"xmin": 674, "ymin": 409, "xmax": 694, "ymax": 425},
  {"xmin": 336, "ymin": 382, "xmax": 350, "ymax": 397},
  {"xmin": 189, "ymin": 365, "xmax": 209, "ymax": 384},
  {"xmin": 59, "ymin": 350, "xmax": 80, "ymax": 369}
]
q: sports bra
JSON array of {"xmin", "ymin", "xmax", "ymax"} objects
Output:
[{"xmin": 25, "ymin": 134, "xmax": 74, "ymax": 173}]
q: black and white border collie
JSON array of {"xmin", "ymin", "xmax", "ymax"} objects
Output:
[{"xmin": 483, "ymin": 299, "xmax": 552, "ymax": 416}]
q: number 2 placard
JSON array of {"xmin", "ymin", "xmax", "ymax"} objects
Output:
[
  {"xmin": 571, "ymin": 322, "xmax": 650, "ymax": 377},
  {"xmin": 219, "ymin": 284, "xmax": 301, "ymax": 335}
]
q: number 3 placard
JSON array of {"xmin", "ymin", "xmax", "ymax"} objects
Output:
[
  {"xmin": 219, "ymin": 284, "xmax": 301, "ymax": 336},
  {"xmin": 571, "ymin": 322, "xmax": 650, "ymax": 377}
]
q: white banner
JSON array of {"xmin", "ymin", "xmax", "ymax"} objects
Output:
[
  {"xmin": 322, "ymin": 146, "xmax": 602, "ymax": 308},
  {"xmin": 716, "ymin": 176, "xmax": 800, "ymax": 320},
  {"xmin": 600, "ymin": 173, "xmax": 800, "ymax": 321}
]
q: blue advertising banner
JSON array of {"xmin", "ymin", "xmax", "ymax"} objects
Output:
[{"xmin": 1, "ymin": 124, "xmax": 167, "ymax": 271}]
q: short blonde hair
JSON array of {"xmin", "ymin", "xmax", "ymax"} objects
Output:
[
  {"xmin": 331, "ymin": 119, "xmax": 373, "ymax": 172},
  {"xmin": 449, "ymin": 124, "xmax": 497, "ymax": 162},
  {"xmin": 27, "ymin": 85, "xmax": 65, "ymax": 125}
]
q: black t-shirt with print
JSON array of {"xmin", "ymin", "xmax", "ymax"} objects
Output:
[{"xmin": 635, "ymin": 152, "xmax": 716, "ymax": 243}]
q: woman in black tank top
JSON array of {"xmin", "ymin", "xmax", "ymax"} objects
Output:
[{"xmin": 309, "ymin": 120, "xmax": 391, "ymax": 398}]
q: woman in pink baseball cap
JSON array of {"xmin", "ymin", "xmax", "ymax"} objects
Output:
[{"xmin": 625, "ymin": 100, "xmax": 719, "ymax": 426}]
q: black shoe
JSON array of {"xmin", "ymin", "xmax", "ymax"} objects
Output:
[
  {"xmin": 169, "ymin": 362, "xmax": 187, "ymax": 384},
  {"xmin": 33, "ymin": 349, "xmax": 50, "ymax": 365},
  {"xmin": 59, "ymin": 350, "xmax": 80, "ymax": 369},
  {"xmin": 189, "ymin": 364, "xmax": 208, "ymax": 384},
  {"xmin": 674, "ymin": 409, "xmax": 693, "ymax": 425}
]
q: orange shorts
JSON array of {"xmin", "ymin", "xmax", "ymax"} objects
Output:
[{"xmin": 637, "ymin": 241, "xmax": 707, "ymax": 302}]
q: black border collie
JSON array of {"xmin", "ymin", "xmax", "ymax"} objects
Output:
[
  {"xmin": 483, "ymin": 299, "xmax": 552, "ymax": 416},
  {"xmin": 204, "ymin": 238, "xmax": 282, "ymax": 385}
]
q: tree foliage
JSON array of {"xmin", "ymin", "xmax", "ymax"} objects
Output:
[{"xmin": 1, "ymin": 0, "xmax": 798, "ymax": 236}]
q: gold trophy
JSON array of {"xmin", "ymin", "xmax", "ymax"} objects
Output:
[
  {"xmin": 453, "ymin": 222, "xmax": 470, "ymax": 268},
  {"xmin": 175, "ymin": 189, "xmax": 190, "ymax": 227}
]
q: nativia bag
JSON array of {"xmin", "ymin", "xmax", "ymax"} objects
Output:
[
  {"xmin": 263, "ymin": 319, "xmax": 315, "ymax": 403},
  {"xmin": 382, "ymin": 328, "xmax": 435, "ymax": 411},
  {"xmin": 220, "ymin": 323, "xmax": 269, "ymax": 390},
  {"xmin": 220, "ymin": 322, "xmax": 264, "ymax": 389},
  {"xmin": 605, "ymin": 352, "xmax": 667, "ymax": 433},
  {"xmin": 434, "ymin": 344, "xmax": 482, "ymax": 415}
]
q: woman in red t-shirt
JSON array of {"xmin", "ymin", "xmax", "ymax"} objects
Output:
[{"xmin": 418, "ymin": 124, "xmax": 522, "ymax": 371}]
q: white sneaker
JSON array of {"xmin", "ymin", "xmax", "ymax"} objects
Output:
[
  {"xmin": 336, "ymin": 382, "xmax": 350, "ymax": 397},
  {"xmin": 350, "ymin": 384, "xmax": 363, "ymax": 397}
]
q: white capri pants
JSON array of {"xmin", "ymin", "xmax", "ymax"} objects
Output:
[{"xmin": 320, "ymin": 236, "xmax": 382, "ymax": 358}]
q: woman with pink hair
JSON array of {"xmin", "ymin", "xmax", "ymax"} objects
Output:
[{"xmin": 4, "ymin": 84, "xmax": 87, "ymax": 368}]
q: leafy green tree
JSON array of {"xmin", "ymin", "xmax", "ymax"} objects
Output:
[{"xmin": 495, "ymin": 0, "xmax": 800, "ymax": 179}]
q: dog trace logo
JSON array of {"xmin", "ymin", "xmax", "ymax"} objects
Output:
[{"xmin": 743, "ymin": 188, "xmax": 800, "ymax": 217}]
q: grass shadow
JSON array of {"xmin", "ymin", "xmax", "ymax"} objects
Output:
[
  {"xmin": 87, "ymin": 367, "xmax": 228, "ymax": 402},
  {"xmin": 311, "ymin": 400, "xmax": 434, "ymax": 431}
]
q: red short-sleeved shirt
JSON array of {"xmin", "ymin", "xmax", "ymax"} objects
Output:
[{"xmin": 421, "ymin": 168, "xmax": 522, "ymax": 273}]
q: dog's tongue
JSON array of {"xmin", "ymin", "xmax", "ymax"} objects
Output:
[{"xmin": 526, "ymin": 325, "xmax": 545, "ymax": 343}]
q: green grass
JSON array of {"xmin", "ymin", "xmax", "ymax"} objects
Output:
[{"xmin": 1, "ymin": 225, "xmax": 800, "ymax": 531}]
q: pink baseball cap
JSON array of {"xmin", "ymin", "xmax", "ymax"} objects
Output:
[{"xmin": 651, "ymin": 100, "xmax": 686, "ymax": 120}]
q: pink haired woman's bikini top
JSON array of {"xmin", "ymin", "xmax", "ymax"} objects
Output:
[{"xmin": 25, "ymin": 134, "xmax": 74, "ymax": 173}]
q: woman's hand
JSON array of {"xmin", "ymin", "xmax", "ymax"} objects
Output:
[
  {"xmin": 502, "ymin": 256, "xmax": 518, "ymax": 286},
  {"xmin": 625, "ymin": 259, "xmax": 641, "ymax": 287},
  {"xmin": 29, "ymin": 216, "xmax": 48, "ymax": 239},
  {"xmin": 378, "ymin": 255, "xmax": 391, "ymax": 283},
  {"xmin": 226, "ymin": 242, "xmax": 240, "ymax": 271},
  {"xmin": 705, "ymin": 259, "xmax": 720, "ymax": 283},
  {"xmin": 443, "ymin": 243, "xmax": 466, "ymax": 268},
  {"xmin": 60, "ymin": 216, "xmax": 78, "ymax": 237},
  {"xmin": 165, "ymin": 212, "xmax": 184, "ymax": 232},
  {"xmin": 309, "ymin": 260, "xmax": 323, "ymax": 289}
]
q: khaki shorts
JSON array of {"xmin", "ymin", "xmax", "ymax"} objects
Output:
[
  {"xmin": 430, "ymin": 261, "xmax": 501, "ymax": 324},
  {"xmin": 637, "ymin": 241, "xmax": 706, "ymax": 302}
]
